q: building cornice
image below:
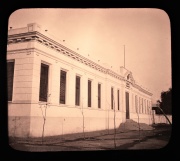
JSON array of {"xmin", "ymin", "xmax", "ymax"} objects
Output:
[
  {"xmin": 133, "ymin": 84, "xmax": 153, "ymax": 96},
  {"xmin": 7, "ymin": 31, "xmax": 152, "ymax": 96}
]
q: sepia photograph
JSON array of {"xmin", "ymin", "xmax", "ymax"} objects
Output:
[{"xmin": 6, "ymin": 8, "xmax": 172, "ymax": 152}]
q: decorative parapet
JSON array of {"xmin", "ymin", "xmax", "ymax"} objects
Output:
[
  {"xmin": 133, "ymin": 84, "xmax": 153, "ymax": 96},
  {"xmin": 7, "ymin": 31, "xmax": 124, "ymax": 79},
  {"xmin": 7, "ymin": 29, "xmax": 152, "ymax": 96}
]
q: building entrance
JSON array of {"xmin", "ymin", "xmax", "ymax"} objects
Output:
[{"xmin": 126, "ymin": 92, "xmax": 130, "ymax": 119}]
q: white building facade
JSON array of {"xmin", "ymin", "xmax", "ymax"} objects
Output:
[{"xmin": 7, "ymin": 23, "xmax": 153, "ymax": 138}]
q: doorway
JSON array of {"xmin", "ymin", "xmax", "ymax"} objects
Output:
[{"xmin": 126, "ymin": 92, "xmax": 130, "ymax": 119}]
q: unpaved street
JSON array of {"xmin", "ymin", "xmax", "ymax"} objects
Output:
[{"xmin": 9, "ymin": 123, "xmax": 172, "ymax": 151}]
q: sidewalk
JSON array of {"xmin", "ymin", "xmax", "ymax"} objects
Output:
[{"xmin": 9, "ymin": 122, "xmax": 172, "ymax": 151}]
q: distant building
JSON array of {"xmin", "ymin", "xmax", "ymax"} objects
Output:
[{"xmin": 7, "ymin": 23, "xmax": 154, "ymax": 138}]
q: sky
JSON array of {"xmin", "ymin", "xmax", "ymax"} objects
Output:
[{"xmin": 8, "ymin": 8, "xmax": 172, "ymax": 103}]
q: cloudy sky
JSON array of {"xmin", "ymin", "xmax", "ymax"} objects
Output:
[{"xmin": 8, "ymin": 8, "xmax": 172, "ymax": 103}]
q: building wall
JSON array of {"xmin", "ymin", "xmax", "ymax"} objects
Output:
[
  {"xmin": 7, "ymin": 24, "xmax": 157, "ymax": 138},
  {"xmin": 28, "ymin": 44, "xmax": 127, "ymax": 137},
  {"xmin": 7, "ymin": 41, "xmax": 37, "ymax": 137}
]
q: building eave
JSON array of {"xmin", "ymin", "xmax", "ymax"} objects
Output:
[{"xmin": 7, "ymin": 30, "xmax": 152, "ymax": 96}]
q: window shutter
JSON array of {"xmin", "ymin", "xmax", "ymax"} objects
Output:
[
  {"xmin": 88, "ymin": 80, "xmax": 91, "ymax": 107},
  {"xmin": 98, "ymin": 84, "xmax": 101, "ymax": 108},
  {"xmin": 7, "ymin": 61, "xmax": 15, "ymax": 101},
  {"xmin": 111, "ymin": 87, "xmax": 113, "ymax": 109},
  {"xmin": 75, "ymin": 76, "xmax": 80, "ymax": 106},
  {"xmin": 60, "ymin": 70, "xmax": 66, "ymax": 104},
  {"xmin": 39, "ymin": 63, "xmax": 49, "ymax": 102},
  {"xmin": 117, "ymin": 90, "xmax": 120, "ymax": 110}
]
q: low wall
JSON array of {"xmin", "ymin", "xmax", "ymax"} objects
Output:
[{"xmin": 153, "ymin": 114, "xmax": 172, "ymax": 124}]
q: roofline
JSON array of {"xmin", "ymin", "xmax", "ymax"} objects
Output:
[{"xmin": 7, "ymin": 28, "xmax": 153, "ymax": 96}]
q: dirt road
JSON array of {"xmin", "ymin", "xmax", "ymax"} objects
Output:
[{"xmin": 9, "ymin": 123, "xmax": 172, "ymax": 151}]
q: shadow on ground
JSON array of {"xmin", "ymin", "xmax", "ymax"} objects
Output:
[{"xmin": 9, "ymin": 121, "xmax": 172, "ymax": 151}]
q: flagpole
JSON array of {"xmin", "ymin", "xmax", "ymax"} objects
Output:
[{"xmin": 124, "ymin": 45, "xmax": 125, "ymax": 68}]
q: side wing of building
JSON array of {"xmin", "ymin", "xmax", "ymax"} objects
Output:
[{"xmin": 7, "ymin": 23, "xmax": 153, "ymax": 137}]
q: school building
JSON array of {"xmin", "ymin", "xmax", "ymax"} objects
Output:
[{"xmin": 7, "ymin": 23, "xmax": 154, "ymax": 138}]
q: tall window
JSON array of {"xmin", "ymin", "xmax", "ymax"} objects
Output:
[
  {"xmin": 144, "ymin": 99, "xmax": 146, "ymax": 114},
  {"xmin": 132, "ymin": 94, "xmax": 134, "ymax": 112},
  {"xmin": 142, "ymin": 98, "xmax": 144, "ymax": 113},
  {"xmin": 39, "ymin": 63, "xmax": 49, "ymax": 102},
  {"xmin": 135, "ymin": 95, "xmax": 138, "ymax": 113},
  {"xmin": 7, "ymin": 61, "xmax": 15, "ymax": 101},
  {"xmin": 149, "ymin": 101, "xmax": 152, "ymax": 114},
  {"xmin": 88, "ymin": 80, "xmax": 91, "ymax": 107},
  {"xmin": 111, "ymin": 87, "xmax": 114, "ymax": 109},
  {"xmin": 75, "ymin": 76, "xmax": 80, "ymax": 106},
  {"xmin": 98, "ymin": 83, "xmax": 101, "ymax": 108},
  {"xmin": 117, "ymin": 90, "xmax": 120, "ymax": 110},
  {"xmin": 139, "ymin": 97, "xmax": 141, "ymax": 113},
  {"xmin": 60, "ymin": 70, "xmax": 66, "ymax": 104}
]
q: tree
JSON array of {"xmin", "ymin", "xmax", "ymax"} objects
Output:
[
  {"xmin": 40, "ymin": 93, "xmax": 51, "ymax": 144},
  {"xmin": 156, "ymin": 88, "xmax": 172, "ymax": 115}
]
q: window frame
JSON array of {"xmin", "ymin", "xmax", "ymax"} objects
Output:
[
  {"xmin": 88, "ymin": 79, "xmax": 92, "ymax": 107},
  {"xmin": 135, "ymin": 95, "xmax": 138, "ymax": 113},
  {"xmin": 39, "ymin": 63, "xmax": 49, "ymax": 102},
  {"xmin": 111, "ymin": 87, "xmax": 114, "ymax": 110},
  {"xmin": 98, "ymin": 83, "xmax": 101, "ymax": 108},
  {"xmin": 117, "ymin": 89, "xmax": 120, "ymax": 110},
  {"xmin": 75, "ymin": 75, "xmax": 81, "ymax": 106},
  {"xmin": 60, "ymin": 70, "xmax": 67, "ymax": 104},
  {"xmin": 7, "ymin": 60, "xmax": 15, "ymax": 102},
  {"xmin": 139, "ymin": 97, "xmax": 141, "ymax": 113}
]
